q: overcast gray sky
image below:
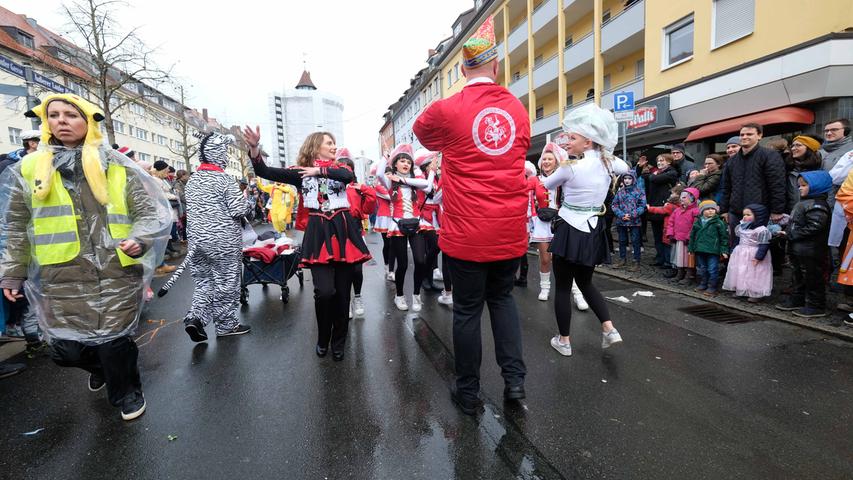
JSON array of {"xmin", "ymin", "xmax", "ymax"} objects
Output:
[{"xmin": 3, "ymin": 0, "xmax": 468, "ymax": 159}]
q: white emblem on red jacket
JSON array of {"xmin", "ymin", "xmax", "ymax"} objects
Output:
[{"xmin": 472, "ymin": 107, "xmax": 516, "ymax": 156}]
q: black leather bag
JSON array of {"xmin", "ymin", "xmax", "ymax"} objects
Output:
[
  {"xmin": 395, "ymin": 218, "xmax": 421, "ymax": 236},
  {"xmin": 536, "ymin": 207, "xmax": 559, "ymax": 222}
]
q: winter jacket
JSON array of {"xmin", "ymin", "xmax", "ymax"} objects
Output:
[
  {"xmin": 786, "ymin": 171, "xmax": 831, "ymax": 258},
  {"xmin": 689, "ymin": 170, "xmax": 721, "ymax": 201},
  {"xmin": 820, "ymin": 136, "xmax": 853, "ymax": 172},
  {"xmin": 785, "ymin": 166, "xmax": 821, "ymax": 214},
  {"xmin": 643, "ymin": 166, "xmax": 678, "ymax": 218},
  {"xmin": 719, "ymin": 145, "xmax": 786, "ymax": 216},
  {"xmin": 647, "ymin": 201, "xmax": 678, "ymax": 245},
  {"xmin": 689, "ymin": 215, "xmax": 729, "ymax": 255},
  {"xmin": 611, "ymin": 175, "xmax": 646, "ymax": 227},
  {"xmin": 414, "ymin": 80, "xmax": 530, "ymax": 262},
  {"xmin": 346, "ymin": 183, "xmax": 377, "ymax": 221},
  {"xmin": 666, "ymin": 201, "xmax": 699, "ymax": 242},
  {"xmin": 674, "ymin": 158, "xmax": 697, "ymax": 184}
]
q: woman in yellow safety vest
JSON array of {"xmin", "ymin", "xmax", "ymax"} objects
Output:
[
  {"xmin": 0, "ymin": 94, "xmax": 172, "ymax": 421},
  {"xmin": 258, "ymin": 181, "xmax": 297, "ymax": 232}
]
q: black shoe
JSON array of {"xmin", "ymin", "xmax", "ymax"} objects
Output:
[
  {"xmin": 217, "ymin": 324, "xmax": 251, "ymax": 337},
  {"xmin": 120, "ymin": 392, "xmax": 146, "ymax": 421},
  {"xmin": 332, "ymin": 351, "xmax": 344, "ymax": 362},
  {"xmin": 0, "ymin": 362, "xmax": 25, "ymax": 379},
  {"xmin": 316, "ymin": 345, "xmax": 328, "ymax": 358},
  {"xmin": 184, "ymin": 318, "xmax": 208, "ymax": 342},
  {"xmin": 504, "ymin": 384, "xmax": 526, "ymax": 401},
  {"xmin": 450, "ymin": 386, "xmax": 483, "ymax": 416},
  {"xmin": 775, "ymin": 299, "xmax": 803, "ymax": 311},
  {"xmin": 88, "ymin": 373, "xmax": 106, "ymax": 392}
]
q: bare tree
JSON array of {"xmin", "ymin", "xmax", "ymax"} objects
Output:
[
  {"xmin": 163, "ymin": 84, "xmax": 200, "ymax": 172},
  {"xmin": 63, "ymin": 0, "xmax": 172, "ymax": 145}
]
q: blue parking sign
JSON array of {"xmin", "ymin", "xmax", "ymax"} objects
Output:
[{"xmin": 614, "ymin": 92, "xmax": 634, "ymax": 112}]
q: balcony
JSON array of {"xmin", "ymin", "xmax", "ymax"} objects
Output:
[
  {"xmin": 600, "ymin": 77, "xmax": 645, "ymax": 111},
  {"xmin": 509, "ymin": 74, "xmax": 529, "ymax": 99},
  {"xmin": 601, "ymin": 0, "xmax": 645, "ymax": 61},
  {"xmin": 532, "ymin": 112, "xmax": 559, "ymax": 136},
  {"xmin": 533, "ymin": 54, "xmax": 559, "ymax": 92},
  {"xmin": 508, "ymin": 19, "xmax": 528, "ymax": 55},
  {"xmin": 497, "ymin": 41, "xmax": 505, "ymax": 62},
  {"xmin": 532, "ymin": 0, "xmax": 557, "ymax": 34},
  {"xmin": 563, "ymin": 31, "xmax": 594, "ymax": 81}
]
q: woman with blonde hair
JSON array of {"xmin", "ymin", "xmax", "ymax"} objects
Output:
[{"xmin": 242, "ymin": 127, "xmax": 370, "ymax": 362}]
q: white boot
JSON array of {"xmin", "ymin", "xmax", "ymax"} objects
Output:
[
  {"xmin": 538, "ymin": 272, "xmax": 550, "ymax": 301},
  {"xmin": 411, "ymin": 294, "xmax": 422, "ymax": 313},
  {"xmin": 394, "ymin": 295, "xmax": 408, "ymax": 311},
  {"xmin": 386, "ymin": 269, "xmax": 395, "ymax": 282},
  {"xmin": 438, "ymin": 290, "xmax": 453, "ymax": 305},
  {"xmin": 572, "ymin": 281, "xmax": 589, "ymax": 311},
  {"xmin": 433, "ymin": 268, "xmax": 443, "ymax": 282}
]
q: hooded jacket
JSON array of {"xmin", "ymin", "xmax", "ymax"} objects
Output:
[
  {"xmin": 786, "ymin": 170, "xmax": 831, "ymax": 258},
  {"xmin": 689, "ymin": 213, "xmax": 729, "ymax": 255},
  {"xmin": 611, "ymin": 172, "xmax": 646, "ymax": 227},
  {"xmin": 665, "ymin": 187, "xmax": 700, "ymax": 242}
]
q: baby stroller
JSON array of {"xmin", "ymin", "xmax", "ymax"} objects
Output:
[{"xmin": 240, "ymin": 232, "xmax": 304, "ymax": 305}]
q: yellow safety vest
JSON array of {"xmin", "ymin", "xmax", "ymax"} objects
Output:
[{"xmin": 21, "ymin": 157, "xmax": 139, "ymax": 267}]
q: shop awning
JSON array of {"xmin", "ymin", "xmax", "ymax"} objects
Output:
[{"xmin": 684, "ymin": 106, "xmax": 815, "ymax": 141}]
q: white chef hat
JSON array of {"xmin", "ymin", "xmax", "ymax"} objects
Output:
[
  {"xmin": 524, "ymin": 160, "xmax": 537, "ymax": 178},
  {"xmin": 561, "ymin": 103, "xmax": 618, "ymax": 153}
]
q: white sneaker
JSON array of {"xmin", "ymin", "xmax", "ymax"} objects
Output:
[
  {"xmin": 550, "ymin": 335, "xmax": 572, "ymax": 356},
  {"xmin": 602, "ymin": 329, "xmax": 623, "ymax": 349},
  {"xmin": 572, "ymin": 284, "xmax": 589, "ymax": 311},
  {"xmin": 348, "ymin": 303, "xmax": 353, "ymax": 319},
  {"xmin": 411, "ymin": 294, "xmax": 422, "ymax": 312},
  {"xmin": 353, "ymin": 295, "xmax": 365, "ymax": 317},
  {"xmin": 386, "ymin": 271, "xmax": 395, "ymax": 282},
  {"xmin": 433, "ymin": 268, "xmax": 443, "ymax": 282},
  {"xmin": 438, "ymin": 291, "xmax": 453, "ymax": 305},
  {"xmin": 394, "ymin": 295, "xmax": 408, "ymax": 311},
  {"xmin": 538, "ymin": 288, "xmax": 550, "ymax": 301}
]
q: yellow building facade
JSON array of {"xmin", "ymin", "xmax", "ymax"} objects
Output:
[{"xmin": 387, "ymin": 0, "xmax": 853, "ymax": 158}]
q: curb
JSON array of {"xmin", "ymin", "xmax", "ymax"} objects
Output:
[{"xmin": 596, "ymin": 266, "xmax": 853, "ymax": 342}]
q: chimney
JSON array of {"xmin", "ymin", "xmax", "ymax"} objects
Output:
[{"xmin": 202, "ymin": 108, "xmax": 208, "ymax": 122}]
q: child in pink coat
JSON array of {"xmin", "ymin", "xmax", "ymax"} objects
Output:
[{"xmin": 666, "ymin": 187, "xmax": 700, "ymax": 284}]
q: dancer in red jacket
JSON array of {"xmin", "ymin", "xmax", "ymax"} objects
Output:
[
  {"xmin": 371, "ymin": 159, "xmax": 396, "ymax": 281},
  {"xmin": 338, "ymin": 150, "xmax": 376, "ymax": 318},
  {"xmin": 413, "ymin": 16, "xmax": 529, "ymax": 415}
]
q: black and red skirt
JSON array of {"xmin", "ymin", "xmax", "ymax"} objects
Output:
[{"xmin": 301, "ymin": 208, "xmax": 372, "ymax": 266}]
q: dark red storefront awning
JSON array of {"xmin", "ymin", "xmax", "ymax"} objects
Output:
[{"xmin": 684, "ymin": 106, "xmax": 815, "ymax": 142}]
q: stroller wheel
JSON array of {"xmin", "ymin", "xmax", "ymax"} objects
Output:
[{"xmin": 281, "ymin": 286, "xmax": 289, "ymax": 304}]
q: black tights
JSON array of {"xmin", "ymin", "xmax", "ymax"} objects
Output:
[
  {"xmin": 442, "ymin": 251, "xmax": 453, "ymax": 292},
  {"xmin": 552, "ymin": 255, "xmax": 610, "ymax": 336},
  {"xmin": 381, "ymin": 233, "xmax": 395, "ymax": 271},
  {"xmin": 352, "ymin": 263, "xmax": 363, "ymax": 296},
  {"xmin": 424, "ymin": 230, "xmax": 440, "ymax": 274},
  {"xmin": 309, "ymin": 263, "xmax": 354, "ymax": 353},
  {"xmin": 391, "ymin": 234, "xmax": 427, "ymax": 296}
]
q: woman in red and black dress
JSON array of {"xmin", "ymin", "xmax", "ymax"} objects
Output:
[{"xmin": 242, "ymin": 127, "xmax": 370, "ymax": 361}]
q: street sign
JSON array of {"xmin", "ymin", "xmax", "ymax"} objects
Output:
[{"xmin": 613, "ymin": 91, "xmax": 634, "ymax": 122}]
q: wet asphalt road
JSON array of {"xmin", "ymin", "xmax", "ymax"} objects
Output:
[{"xmin": 1, "ymin": 231, "xmax": 852, "ymax": 479}]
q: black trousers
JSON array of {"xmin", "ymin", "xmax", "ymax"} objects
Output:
[
  {"xmin": 442, "ymin": 251, "xmax": 453, "ymax": 291},
  {"xmin": 447, "ymin": 255, "xmax": 526, "ymax": 401},
  {"xmin": 789, "ymin": 254, "xmax": 826, "ymax": 310},
  {"xmin": 352, "ymin": 263, "xmax": 363, "ymax": 296},
  {"xmin": 424, "ymin": 230, "xmax": 440, "ymax": 274},
  {"xmin": 391, "ymin": 234, "xmax": 427, "ymax": 296},
  {"xmin": 310, "ymin": 263, "xmax": 354, "ymax": 353},
  {"xmin": 552, "ymin": 256, "xmax": 610, "ymax": 336},
  {"xmin": 51, "ymin": 336, "xmax": 142, "ymax": 407},
  {"xmin": 381, "ymin": 233, "xmax": 395, "ymax": 271}
]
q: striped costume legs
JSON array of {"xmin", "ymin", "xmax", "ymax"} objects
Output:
[{"xmin": 207, "ymin": 251, "xmax": 242, "ymax": 334}]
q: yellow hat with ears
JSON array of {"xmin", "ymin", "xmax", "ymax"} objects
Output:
[{"xmin": 24, "ymin": 93, "xmax": 109, "ymax": 205}]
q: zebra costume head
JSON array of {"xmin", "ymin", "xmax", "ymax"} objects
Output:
[{"xmin": 194, "ymin": 131, "xmax": 235, "ymax": 168}]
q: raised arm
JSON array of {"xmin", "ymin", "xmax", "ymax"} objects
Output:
[
  {"xmin": 376, "ymin": 156, "xmax": 391, "ymax": 190},
  {"xmin": 402, "ymin": 170, "xmax": 435, "ymax": 191},
  {"xmin": 543, "ymin": 164, "xmax": 573, "ymax": 190}
]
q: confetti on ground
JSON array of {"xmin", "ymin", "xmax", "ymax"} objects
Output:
[
  {"xmin": 601, "ymin": 379, "xmax": 608, "ymax": 383},
  {"xmin": 605, "ymin": 296, "xmax": 631, "ymax": 303},
  {"xmin": 632, "ymin": 291, "xmax": 655, "ymax": 297},
  {"xmin": 167, "ymin": 435, "xmax": 178, "ymax": 441},
  {"xmin": 22, "ymin": 428, "xmax": 45, "ymax": 436}
]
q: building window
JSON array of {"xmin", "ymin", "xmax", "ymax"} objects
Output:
[
  {"xmin": 564, "ymin": 36, "xmax": 573, "ymax": 48},
  {"xmin": 158, "ymin": 135, "xmax": 167, "ymax": 146},
  {"xmin": 135, "ymin": 128, "xmax": 148, "ymax": 141},
  {"xmin": 534, "ymin": 55, "xmax": 544, "ymax": 68},
  {"xmin": 453, "ymin": 24, "xmax": 461, "ymax": 36},
  {"xmin": 535, "ymin": 106, "xmax": 544, "ymax": 120},
  {"xmin": 8, "ymin": 127, "xmax": 21, "ymax": 145},
  {"xmin": 453, "ymin": 62, "xmax": 460, "ymax": 83},
  {"xmin": 17, "ymin": 31, "xmax": 34, "ymax": 49},
  {"xmin": 447, "ymin": 70, "xmax": 453, "ymax": 85},
  {"xmin": 130, "ymin": 103, "xmax": 145, "ymax": 115},
  {"xmin": 663, "ymin": 14, "xmax": 694, "ymax": 68},
  {"xmin": 565, "ymin": 94, "xmax": 573, "ymax": 109},
  {"xmin": 113, "ymin": 120, "xmax": 125, "ymax": 134},
  {"xmin": 602, "ymin": 9, "xmax": 611, "ymax": 23},
  {"xmin": 513, "ymin": 72, "xmax": 521, "ymax": 82},
  {"xmin": 127, "ymin": 125, "xmax": 133, "ymax": 136},
  {"xmin": 603, "ymin": 74, "xmax": 611, "ymax": 92},
  {"xmin": 138, "ymin": 152, "xmax": 150, "ymax": 162},
  {"xmin": 635, "ymin": 58, "xmax": 645, "ymax": 78},
  {"xmin": 712, "ymin": 0, "xmax": 755, "ymax": 49}
]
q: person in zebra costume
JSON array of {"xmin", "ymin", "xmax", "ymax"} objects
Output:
[
  {"xmin": 155, "ymin": 245, "xmax": 194, "ymax": 297},
  {"xmin": 182, "ymin": 131, "xmax": 254, "ymax": 341}
]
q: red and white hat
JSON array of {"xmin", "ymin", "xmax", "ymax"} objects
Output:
[
  {"xmin": 335, "ymin": 147, "xmax": 352, "ymax": 160},
  {"xmin": 538, "ymin": 142, "xmax": 567, "ymax": 168},
  {"xmin": 369, "ymin": 162, "xmax": 379, "ymax": 176}
]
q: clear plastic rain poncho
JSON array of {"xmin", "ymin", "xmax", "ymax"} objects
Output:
[{"xmin": 0, "ymin": 93, "xmax": 173, "ymax": 345}]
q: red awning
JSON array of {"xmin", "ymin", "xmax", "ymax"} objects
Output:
[{"xmin": 685, "ymin": 106, "xmax": 815, "ymax": 142}]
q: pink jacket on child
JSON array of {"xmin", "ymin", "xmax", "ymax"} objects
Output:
[{"xmin": 665, "ymin": 187, "xmax": 700, "ymax": 242}]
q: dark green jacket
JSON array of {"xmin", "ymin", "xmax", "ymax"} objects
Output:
[{"xmin": 689, "ymin": 215, "xmax": 729, "ymax": 255}]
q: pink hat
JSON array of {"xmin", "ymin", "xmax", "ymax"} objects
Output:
[
  {"xmin": 414, "ymin": 150, "xmax": 439, "ymax": 167},
  {"xmin": 390, "ymin": 144, "xmax": 414, "ymax": 161},
  {"xmin": 335, "ymin": 147, "xmax": 352, "ymax": 160},
  {"xmin": 524, "ymin": 161, "xmax": 537, "ymax": 178},
  {"xmin": 682, "ymin": 187, "xmax": 700, "ymax": 202},
  {"xmin": 538, "ymin": 142, "xmax": 567, "ymax": 168}
]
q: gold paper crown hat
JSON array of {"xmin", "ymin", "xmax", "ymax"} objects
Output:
[
  {"xmin": 462, "ymin": 16, "xmax": 497, "ymax": 68},
  {"xmin": 24, "ymin": 93, "xmax": 109, "ymax": 205}
]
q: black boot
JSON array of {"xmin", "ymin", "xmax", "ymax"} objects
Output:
[{"xmin": 515, "ymin": 256, "xmax": 529, "ymax": 287}]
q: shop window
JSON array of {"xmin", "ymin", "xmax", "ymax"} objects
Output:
[
  {"xmin": 712, "ymin": 0, "xmax": 754, "ymax": 49},
  {"xmin": 663, "ymin": 14, "xmax": 694, "ymax": 68}
]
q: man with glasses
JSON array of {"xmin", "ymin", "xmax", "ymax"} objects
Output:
[
  {"xmin": 822, "ymin": 119, "xmax": 853, "ymax": 282},
  {"xmin": 820, "ymin": 119, "xmax": 851, "ymax": 172}
]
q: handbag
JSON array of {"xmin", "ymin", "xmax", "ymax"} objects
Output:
[
  {"xmin": 394, "ymin": 218, "xmax": 421, "ymax": 236},
  {"xmin": 536, "ymin": 207, "xmax": 558, "ymax": 222}
]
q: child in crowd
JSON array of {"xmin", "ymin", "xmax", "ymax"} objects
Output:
[
  {"xmin": 647, "ymin": 183, "xmax": 684, "ymax": 276},
  {"xmin": 723, "ymin": 204, "xmax": 773, "ymax": 302},
  {"xmin": 775, "ymin": 171, "xmax": 832, "ymax": 317},
  {"xmin": 689, "ymin": 200, "xmax": 729, "ymax": 295},
  {"xmin": 665, "ymin": 187, "xmax": 700, "ymax": 284},
  {"xmin": 611, "ymin": 171, "xmax": 646, "ymax": 271}
]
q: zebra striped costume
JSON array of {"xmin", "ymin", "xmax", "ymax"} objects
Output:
[{"xmin": 183, "ymin": 131, "xmax": 252, "ymax": 335}]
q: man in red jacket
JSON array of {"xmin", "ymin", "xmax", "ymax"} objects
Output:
[{"xmin": 413, "ymin": 16, "xmax": 530, "ymax": 415}]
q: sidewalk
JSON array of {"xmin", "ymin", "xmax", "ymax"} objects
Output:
[{"xmin": 593, "ymin": 240, "xmax": 853, "ymax": 341}]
